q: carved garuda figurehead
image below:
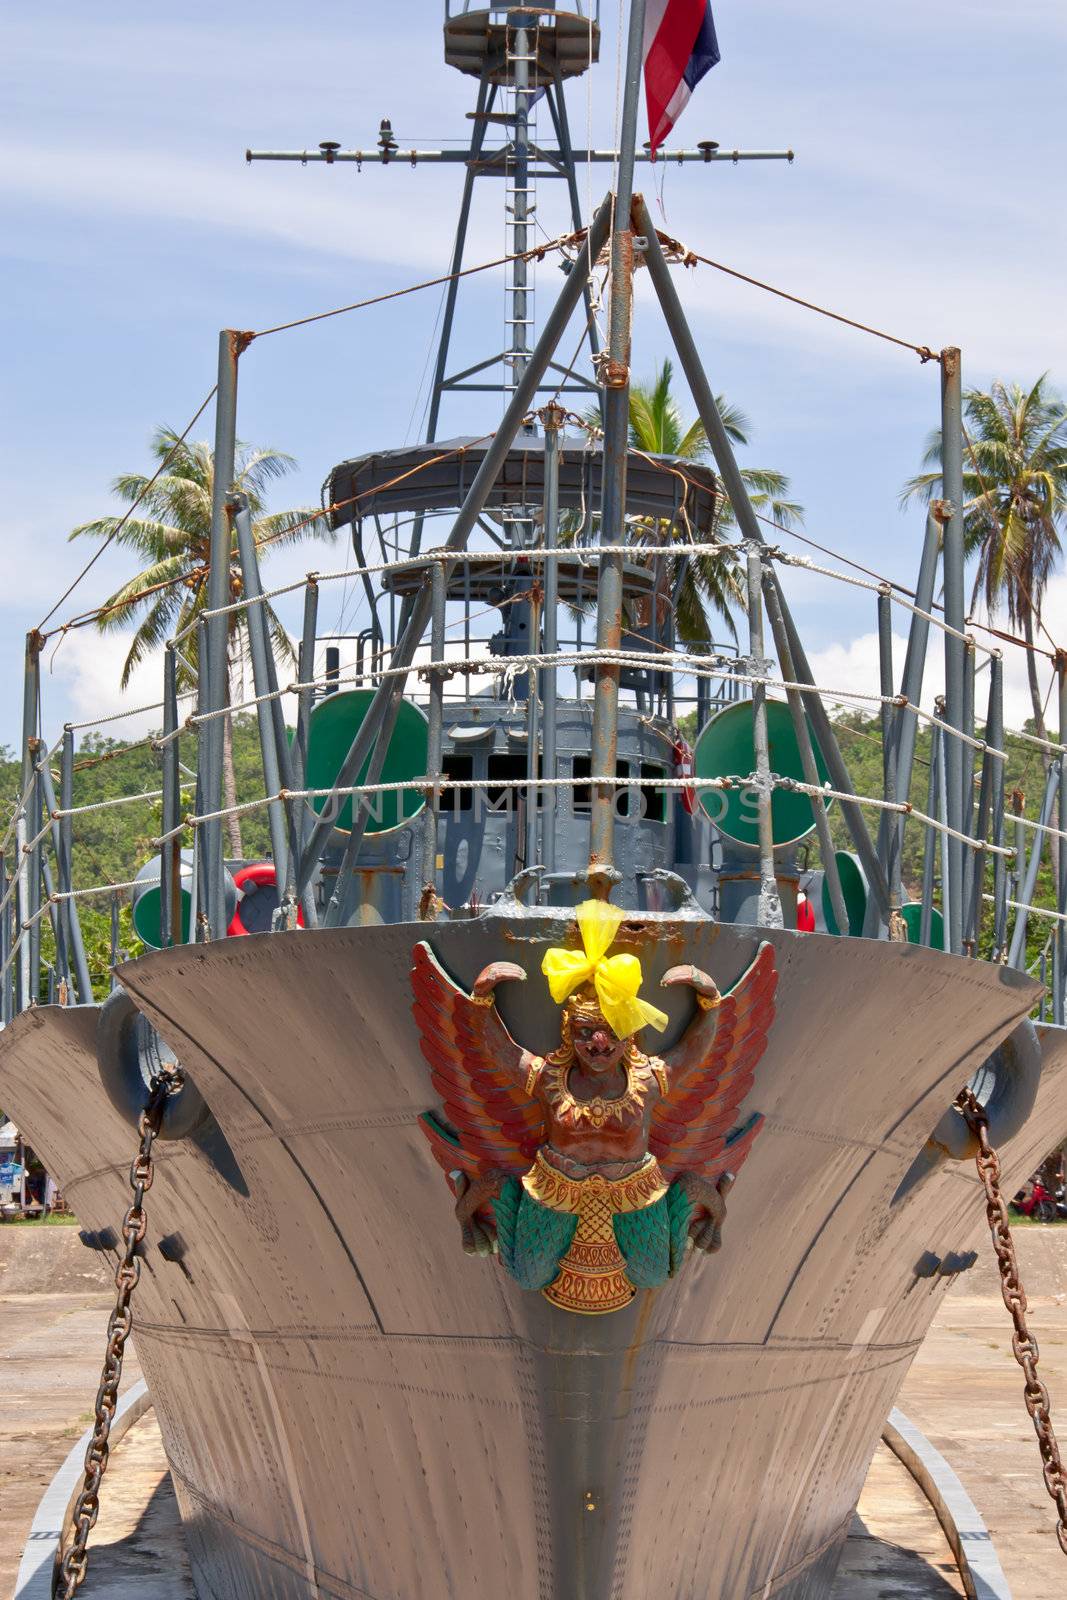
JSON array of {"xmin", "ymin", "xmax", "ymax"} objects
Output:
[{"xmin": 414, "ymin": 900, "xmax": 778, "ymax": 1315}]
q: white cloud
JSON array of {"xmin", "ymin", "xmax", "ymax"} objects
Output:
[
  {"xmin": 48, "ymin": 630, "xmax": 169, "ymax": 742},
  {"xmin": 0, "ymin": 143, "xmax": 486, "ymax": 278},
  {"xmin": 805, "ymin": 627, "xmax": 935, "ymax": 717},
  {"xmin": 754, "ymin": 0, "xmax": 1067, "ymax": 28},
  {"xmin": 805, "ymin": 574, "xmax": 1067, "ymax": 743}
]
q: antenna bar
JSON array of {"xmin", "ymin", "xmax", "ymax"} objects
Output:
[{"xmin": 246, "ymin": 147, "xmax": 795, "ymax": 166}]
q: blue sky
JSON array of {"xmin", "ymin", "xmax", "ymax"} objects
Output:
[{"xmin": 3, "ymin": 0, "xmax": 1066, "ymax": 747}]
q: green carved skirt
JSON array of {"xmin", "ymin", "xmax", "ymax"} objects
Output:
[{"xmin": 495, "ymin": 1177, "xmax": 692, "ymax": 1292}]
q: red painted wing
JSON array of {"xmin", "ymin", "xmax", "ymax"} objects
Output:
[
  {"xmin": 412, "ymin": 941, "xmax": 544, "ymax": 1184},
  {"xmin": 650, "ymin": 942, "xmax": 777, "ymax": 1184}
]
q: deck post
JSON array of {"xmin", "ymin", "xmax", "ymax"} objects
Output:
[
  {"xmin": 27, "ymin": 768, "xmax": 42, "ymax": 1010},
  {"xmin": 746, "ymin": 547, "xmax": 783, "ymax": 928},
  {"xmin": 937, "ymin": 718, "xmax": 952, "ymax": 949},
  {"xmin": 921, "ymin": 725, "xmax": 940, "ymax": 947},
  {"xmin": 17, "ymin": 632, "xmax": 41, "ymax": 1011},
  {"xmin": 232, "ymin": 497, "xmax": 291, "ymax": 910},
  {"xmin": 541, "ymin": 403, "xmax": 563, "ymax": 875},
  {"xmin": 0, "ymin": 856, "xmax": 9, "ymax": 1024},
  {"xmin": 109, "ymin": 890, "xmax": 120, "ymax": 979},
  {"xmin": 195, "ymin": 618, "xmax": 212, "ymax": 939},
  {"xmin": 588, "ymin": 0, "xmax": 646, "ymax": 879},
  {"xmin": 203, "ymin": 329, "xmax": 243, "ymax": 939},
  {"xmin": 878, "ymin": 588, "xmax": 905, "ymax": 937},
  {"xmin": 422, "ymin": 560, "xmax": 448, "ymax": 903},
  {"xmin": 15, "ymin": 813, "xmax": 30, "ymax": 1011},
  {"xmin": 962, "ymin": 637, "xmax": 977, "ymax": 844},
  {"xmin": 160, "ymin": 647, "xmax": 182, "ymax": 947},
  {"xmin": 294, "ymin": 582, "xmax": 319, "ymax": 787},
  {"xmin": 524, "ymin": 583, "xmax": 542, "ymax": 872},
  {"xmin": 959, "ymin": 639, "xmax": 977, "ymax": 934},
  {"xmin": 988, "ymin": 655, "xmax": 1008, "ymax": 960},
  {"xmin": 1058, "ymin": 654, "xmax": 1067, "ymax": 1013},
  {"xmin": 940, "ymin": 348, "xmax": 966, "ymax": 954},
  {"xmin": 964, "ymin": 659, "xmax": 1000, "ymax": 957},
  {"xmin": 38, "ymin": 750, "xmax": 92, "ymax": 1002}
]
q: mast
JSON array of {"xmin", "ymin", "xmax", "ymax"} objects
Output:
[
  {"xmin": 587, "ymin": 0, "xmax": 644, "ymax": 875},
  {"xmin": 246, "ymin": 3, "xmax": 794, "ymax": 893},
  {"xmin": 246, "ymin": 4, "xmax": 792, "ymax": 452}
]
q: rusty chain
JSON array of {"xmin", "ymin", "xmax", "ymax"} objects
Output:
[
  {"xmin": 55, "ymin": 1070, "xmax": 180, "ymax": 1597},
  {"xmin": 958, "ymin": 1088, "xmax": 1067, "ymax": 1556}
]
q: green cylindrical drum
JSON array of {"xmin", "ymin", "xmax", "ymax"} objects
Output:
[
  {"xmin": 901, "ymin": 900, "xmax": 946, "ymax": 951},
  {"xmin": 305, "ymin": 690, "xmax": 428, "ymax": 836},
  {"xmin": 131, "ymin": 850, "xmax": 193, "ymax": 948},
  {"xmin": 130, "ymin": 850, "xmax": 236, "ymax": 948},
  {"xmin": 821, "ymin": 852, "xmax": 868, "ymax": 938},
  {"xmin": 693, "ymin": 699, "xmax": 831, "ymax": 849}
]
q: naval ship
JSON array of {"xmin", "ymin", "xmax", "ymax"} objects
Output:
[{"xmin": 3, "ymin": 4, "xmax": 1066, "ymax": 1596}]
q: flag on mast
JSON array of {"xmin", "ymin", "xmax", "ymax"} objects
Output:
[{"xmin": 643, "ymin": 1, "xmax": 721, "ymax": 156}]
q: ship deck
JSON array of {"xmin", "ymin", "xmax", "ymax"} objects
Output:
[{"xmin": 6, "ymin": 1225, "xmax": 1065, "ymax": 1600}]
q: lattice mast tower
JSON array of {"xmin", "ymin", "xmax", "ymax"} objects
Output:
[
  {"xmin": 247, "ymin": 3, "xmax": 787, "ymax": 474},
  {"xmin": 247, "ymin": 3, "xmax": 791, "ymax": 705}
]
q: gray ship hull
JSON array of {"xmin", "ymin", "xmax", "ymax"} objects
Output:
[{"xmin": 2, "ymin": 919, "xmax": 1063, "ymax": 1600}]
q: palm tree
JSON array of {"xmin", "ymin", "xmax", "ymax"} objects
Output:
[
  {"xmin": 71, "ymin": 427, "xmax": 334, "ymax": 854},
  {"xmin": 582, "ymin": 360, "xmax": 803, "ymax": 643},
  {"xmin": 902, "ymin": 376, "xmax": 1067, "ymax": 750}
]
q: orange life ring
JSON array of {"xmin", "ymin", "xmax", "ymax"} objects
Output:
[{"xmin": 227, "ymin": 863, "xmax": 305, "ymax": 936}]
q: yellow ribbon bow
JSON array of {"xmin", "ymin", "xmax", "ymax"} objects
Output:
[{"xmin": 541, "ymin": 900, "xmax": 668, "ymax": 1040}]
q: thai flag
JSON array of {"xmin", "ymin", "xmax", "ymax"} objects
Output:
[{"xmin": 643, "ymin": 0, "xmax": 721, "ymax": 156}]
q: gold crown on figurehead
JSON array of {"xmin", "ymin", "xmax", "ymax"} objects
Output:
[{"xmin": 562, "ymin": 984, "xmax": 610, "ymax": 1029}]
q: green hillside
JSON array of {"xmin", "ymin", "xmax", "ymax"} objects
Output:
[{"xmin": 1, "ymin": 717, "xmax": 273, "ymax": 999}]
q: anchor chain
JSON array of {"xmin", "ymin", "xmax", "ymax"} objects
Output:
[
  {"xmin": 56, "ymin": 1069, "xmax": 181, "ymax": 1597},
  {"xmin": 958, "ymin": 1088, "xmax": 1067, "ymax": 1557}
]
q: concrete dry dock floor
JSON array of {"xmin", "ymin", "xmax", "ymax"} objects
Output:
[
  {"xmin": 895, "ymin": 1224, "xmax": 1067, "ymax": 1597},
  {"xmin": 0, "ymin": 1290, "xmax": 142, "ymax": 1600},
  {"xmin": 833, "ymin": 1442, "xmax": 965, "ymax": 1596},
  {"xmin": 2, "ymin": 1226, "xmax": 1065, "ymax": 1600}
]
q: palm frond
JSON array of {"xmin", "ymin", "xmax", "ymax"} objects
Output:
[
  {"xmin": 712, "ymin": 395, "xmax": 750, "ymax": 446},
  {"xmin": 254, "ymin": 508, "xmax": 336, "ymax": 549},
  {"xmin": 238, "ymin": 446, "xmax": 298, "ymax": 501},
  {"xmin": 922, "ymin": 377, "xmax": 1067, "ymax": 635},
  {"xmin": 68, "ymin": 515, "xmax": 185, "ymax": 559}
]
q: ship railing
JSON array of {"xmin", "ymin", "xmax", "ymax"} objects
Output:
[
  {"xmin": 7, "ymin": 526, "xmax": 1067, "ymax": 1020},
  {"xmin": 8, "ymin": 518, "xmax": 1067, "ymax": 1020},
  {"xmin": 0, "ymin": 618, "xmax": 1048, "ymax": 1023},
  {"xmin": 307, "ymin": 632, "xmax": 744, "ymax": 717}
]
